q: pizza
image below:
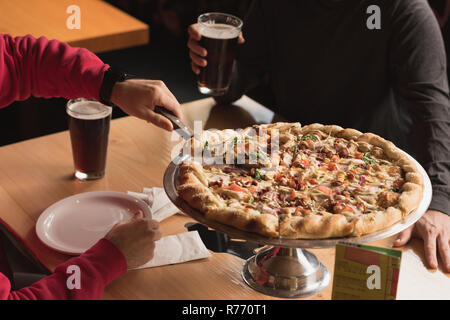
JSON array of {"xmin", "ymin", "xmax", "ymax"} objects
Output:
[{"xmin": 176, "ymin": 122, "xmax": 424, "ymax": 239}]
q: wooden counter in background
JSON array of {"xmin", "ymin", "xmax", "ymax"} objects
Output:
[{"xmin": 0, "ymin": 0, "xmax": 149, "ymax": 52}]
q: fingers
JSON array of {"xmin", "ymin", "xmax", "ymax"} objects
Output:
[
  {"xmin": 189, "ymin": 51, "xmax": 207, "ymax": 68},
  {"xmin": 133, "ymin": 209, "xmax": 144, "ymax": 220},
  {"xmin": 423, "ymin": 229, "xmax": 439, "ymax": 269},
  {"xmin": 151, "ymin": 81, "xmax": 182, "ymax": 119},
  {"xmin": 191, "ymin": 62, "xmax": 200, "ymax": 75},
  {"xmin": 188, "ymin": 24, "xmax": 201, "ymax": 41},
  {"xmin": 147, "ymin": 219, "xmax": 162, "ymax": 241},
  {"xmin": 187, "ymin": 38, "xmax": 207, "ymax": 57},
  {"xmin": 187, "ymin": 23, "xmax": 207, "ymax": 76},
  {"xmin": 146, "ymin": 109, "xmax": 174, "ymax": 131},
  {"xmin": 238, "ymin": 32, "xmax": 245, "ymax": 44},
  {"xmin": 147, "ymin": 219, "xmax": 159, "ymax": 230},
  {"xmin": 393, "ymin": 226, "xmax": 414, "ymax": 247},
  {"xmin": 137, "ymin": 81, "xmax": 181, "ymax": 130},
  {"xmin": 437, "ymin": 234, "xmax": 450, "ymax": 272},
  {"xmin": 133, "ymin": 218, "xmax": 161, "ymax": 241}
]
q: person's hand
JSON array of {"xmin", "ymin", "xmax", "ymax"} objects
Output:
[
  {"xmin": 187, "ymin": 23, "xmax": 245, "ymax": 75},
  {"xmin": 110, "ymin": 78, "xmax": 182, "ymax": 131},
  {"xmin": 394, "ymin": 210, "xmax": 450, "ymax": 272},
  {"xmin": 104, "ymin": 210, "xmax": 162, "ymax": 270}
]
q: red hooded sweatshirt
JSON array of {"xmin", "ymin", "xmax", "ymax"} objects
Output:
[{"xmin": 0, "ymin": 34, "xmax": 127, "ymax": 299}]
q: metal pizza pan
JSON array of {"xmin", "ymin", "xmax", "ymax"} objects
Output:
[{"xmin": 163, "ymin": 151, "xmax": 432, "ymax": 249}]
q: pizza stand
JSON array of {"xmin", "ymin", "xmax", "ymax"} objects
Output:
[{"xmin": 164, "ymin": 151, "xmax": 432, "ymax": 298}]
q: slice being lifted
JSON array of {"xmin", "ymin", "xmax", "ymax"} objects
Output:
[{"xmin": 177, "ymin": 122, "xmax": 424, "ymax": 239}]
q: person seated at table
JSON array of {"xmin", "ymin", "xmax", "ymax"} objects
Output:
[
  {"xmin": 0, "ymin": 33, "xmax": 182, "ymax": 299},
  {"xmin": 187, "ymin": 0, "xmax": 450, "ymax": 272}
]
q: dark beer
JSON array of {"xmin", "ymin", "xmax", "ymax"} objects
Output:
[
  {"xmin": 67, "ymin": 100, "xmax": 112, "ymax": 180},
  {"xmin": 197, "ymin": 14, "xmax": 243, "ymax": 96}
]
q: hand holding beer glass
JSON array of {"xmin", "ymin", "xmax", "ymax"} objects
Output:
[{"xmin": 188, "ymin": 13, "xmax": 244, "ymax": 96}]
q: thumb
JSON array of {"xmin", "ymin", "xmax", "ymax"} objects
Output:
[
  {"xmin": 393, "ymin": 226, "xmax": 413, "ymax": 247},
  {"xmin": 132, "ymin": 209, "xmax": 145, "ymax": 220},
  {"xmin": 238, "ymin": 32, "xmax": 245, "ymax": 44}
]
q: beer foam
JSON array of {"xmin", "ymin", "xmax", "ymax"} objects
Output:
[
  {"xmin": 67, "ymin": 100, "xmax": 112, "ymax": 120},
  {"xmin": 199, "ymin": 23, "xmax": 240, "ymax": 39}
]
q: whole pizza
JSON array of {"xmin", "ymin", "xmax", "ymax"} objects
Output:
[{"xmin": 176, "ymin": 122, "xmax": 424, "ymax": 239}]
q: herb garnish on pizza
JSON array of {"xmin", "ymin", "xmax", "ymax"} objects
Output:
[{"xmin": 177, "ymin": 122, "xmax": 423, "ymax": 239}]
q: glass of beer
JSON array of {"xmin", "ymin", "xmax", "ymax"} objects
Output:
[
  {"xmin": 197, "ymin": 12, "xmax": 243, "ymax": 96},
  {"xmin": 66, "ymin": 99, "xmax": 112, "ymax": 180}
]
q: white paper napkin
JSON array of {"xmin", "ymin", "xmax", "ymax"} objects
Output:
[
  {"xmin": 397, "ymin": 249, "xmax": 450, "ymax": 300},
  {"xmin": 126, "ymin": 189, "xmax": 209, "ymax": 269},
  {"xmin": 127, "ymin": 187, "xmax": 180, "ymax": 222},
  {"xmin": 135, "ymin": 231, "xmax": 211, "ymax": 269}
]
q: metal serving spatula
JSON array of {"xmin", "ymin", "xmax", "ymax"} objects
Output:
[
  {"xmin": 154, "ymin": 106, "xmax": 194, "ymax": 140},
  {"xmin": 154, "ymin": 106, "xmax": 266, "ymax": 170}
]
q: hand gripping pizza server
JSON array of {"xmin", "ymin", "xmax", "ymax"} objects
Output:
[{"xmin": 156, "ymin": 106, "xmax": 432, "ymax": 299}]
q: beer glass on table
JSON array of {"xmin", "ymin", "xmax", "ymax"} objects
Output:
[
  {"xmin": 66, "ymin": 99, "xmax": 112, "ymax": 180},
  {"xmin": 197, "ymin": 12, "xmax": 243, "ymax": 96}
]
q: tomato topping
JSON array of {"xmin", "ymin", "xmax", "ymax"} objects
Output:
[
  {"xmin": 234, "ymin": 176, "xmax": 249, "ymax": 183},
  {"xmin": 297, "ymin": 179, "xmax": 306, "ymax": 188},
  {"xmin": 293, "ymin": 159, "xmax": 311, "ymax": 169},
  {"xmin": 331, "ymin": 155, "xmax": 340, "ymax": 163},
  {"xmin": 314, "ymin": 185, "xmax": 333, "ymax": 195},
  {"xmin": 327, "ymin": 162, "xmax": 338, "ymax": 171},
  {"xmin": 355, "ymin": 153, "xmax": 363, "ymax": 159},
  {"xmin": 342, "ymin": 206, "xmax": 355, "ymax": 213},
  {"xmin": 301, "ymin": 159, "xmax": 310, "ymax": 168},
  {"xmin": 274, "ymin": 173, "xmax": 283, "ymax": 182},
  {"xmin": 224, "ymin": 183, "xmax": 247, "ymax": 193},
  {"xmin": 288, "ymin": 189, "xmax": 297, "ymax": 200},
  {"xmin": 248, "ymin": 186, "xmax": 258, "ymax": 194}
]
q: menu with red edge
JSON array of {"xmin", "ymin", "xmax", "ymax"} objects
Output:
[{"xmin": 332, "ymin": 243, "xmax": 402, "ymax": 300}]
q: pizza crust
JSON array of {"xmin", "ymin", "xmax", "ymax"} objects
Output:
[
  {"xmin": 177, "ymin": 160, "xmax": 279, "ymax": 237},
  {"xmin": 280, "ymin": 214, "xmax": 357, "ymax": 239},
  {"xmin": 176, "ymin": 123, "xmax": 424, "ymax": 239},
  {"xmin": 205, "ymin": 207, "xmax": 279, "ymax": 237}
]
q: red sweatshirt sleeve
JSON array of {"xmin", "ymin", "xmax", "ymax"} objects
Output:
[
  {"xmin": 0, "ymin": 33, "xmax": 109, "ymax": 108},
  {"xmin": 0, "ymin": 238, "xmax": 127, "ymax": 300}
]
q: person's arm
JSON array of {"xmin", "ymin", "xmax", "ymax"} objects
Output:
[
  {"xmin": 1, "ymin": 238, "xmax": 126, "ymax": 300},
  {"xmin": 389, "ymin": 0, "xmax": 450, "ymax": 272},
  {"xmin": 0, "ymin": 34, "xmax": 182, "ymax": 131},
  {"xmin": 0, "ymin": 34, "xmax": 108, "ymax": 107},
  {"xmin": 1, "ymin": 211, "xmax": 161, "ymax": 300},
  {"xmin": 389, "ymin": 0, "xmax": 450, "ymax": 215}
]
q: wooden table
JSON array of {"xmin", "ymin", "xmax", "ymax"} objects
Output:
[
  {"xmin": 0, "ymin": 96, "xmax": 447, "ymax": 299},
  {"xmin": 0, "ymin": 0, "xmax": 149, "ymax": 52}
]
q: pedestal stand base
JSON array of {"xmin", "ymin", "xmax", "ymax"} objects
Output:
[{"xmin": 242, "ymin": 246, "xmax": 330, "ymax": 298}]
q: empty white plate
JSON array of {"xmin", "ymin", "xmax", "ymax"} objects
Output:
[{"xmin": 36, "ymin": 191, "xmax": 151, "ymax": 255}]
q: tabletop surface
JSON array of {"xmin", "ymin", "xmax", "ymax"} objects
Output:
[
  {"xmin": 0, "ymin": 0, "xmax": 149, "ymax": 53},
  {"xmin": 0, "ymin": 96, "xmax": 447, "ymax": 300}
]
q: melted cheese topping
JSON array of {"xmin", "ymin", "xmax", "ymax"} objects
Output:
[{"xmin": 198, "ymin": 124, "xmax": 405, "ymax": 219}]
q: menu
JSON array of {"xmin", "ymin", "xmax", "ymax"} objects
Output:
[{"xmin": 332, "ymin": 243, "xmax": 402, "ymax": 300}]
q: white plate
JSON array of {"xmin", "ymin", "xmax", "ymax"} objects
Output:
[{"xmin": 36, "ymin": 191, "xmax": 151, "ymax": 255}]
